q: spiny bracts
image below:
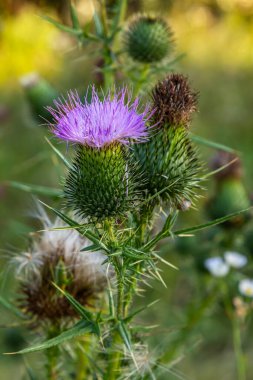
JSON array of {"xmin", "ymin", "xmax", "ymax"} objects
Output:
[
  {"xmin": 65, "ymin": 143, "xmax": 142, "ymax": 220},
  {"xmin": 124, "ymin": 15, "xmax": 174, "ymax": 63}
]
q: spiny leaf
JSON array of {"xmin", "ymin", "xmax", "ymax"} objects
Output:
[
  {"xmin": 45, "ymin": 137, "xmax": 72, "ymax": 169},
  {"xmin": 7, "ymin": 181, "xmax": 62, "ymax": 198},
  {"xmin": 39, "ymin": 201, "xmax": 109, "ymax": 252},
  {"xmin": 53, "ymin": 283, "xmax": 93, "ymax": 322},
  {"xmin": 118, "ymin": 321, "xmax": 137, "ymax": 367},
  {"xmin": 0, "ymin": 295, "xmax": 26, "ymax": 319},
  {"xmin": 6, "ymin": 320, "xmax": 93, "ymax": 355},
  {"xmin": 81, "ymin": 244, "xmax": 101, "ymax": 252},
  {"xmin": 124, "ymin": 300, "xmax": 160, "ymax": 323},
  {"xmin": 190, "ymin": 134, "xmax": 238, "ymax": 154},
  {"xmin": 174, "ymin": 207, "xmax": 253, "ymax": 236},
  {"xmin": 41, "ymin": 15, "xmax": 83, "ymax": 36},
  {"xmin": 142, "ymin": 212, "xmax": 178, "ymax": 252},
  {"xmin": 93, "ymin": 11, "xmax": 103, "ymax": 37},
  {"xmin": 70, "ymin": 2, "xmax": 80, "ymax": 30}
]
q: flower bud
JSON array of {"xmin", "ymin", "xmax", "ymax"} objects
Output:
[
  {"xmin": 65, "ymin": 143, "xmax": 140, "ymax": 220},
  {"xmin": 134, "ymin": 74, "xmax": 201, "ymax": 210},
  {"xmin": 124, "ymin": 15, "xmax": 174, "ymax": 63},
  {"xmin": 207, "ymin": 151, "xmax": 250, "ymax": 226},
  {"xmin": 20, "ymin": 72, "xmax": 58, "ymax": 122}
]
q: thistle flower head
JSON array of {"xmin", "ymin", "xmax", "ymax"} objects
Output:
[
  {"xmin": 47, "ymin": 87, "xmax": 151, "ymax": 148},
  {"xmin": 12, "ymin": 212, "xmax": 110, "ymax": 322},
  {"xmin": 152, "ymin": 74, "xmax": 198, "ymax": 127}
]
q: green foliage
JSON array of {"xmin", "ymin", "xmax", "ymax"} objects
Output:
[
  {"xmin": 7, "ymin": 181, "xmax": 62, "ymax": 198},
  {"xmin": 124, "ymin": 15, "xmax": 174, "ymax": 63},
  {"xmin": 10, "ymin": 320, "xmax": 95, "ymax": 354}
]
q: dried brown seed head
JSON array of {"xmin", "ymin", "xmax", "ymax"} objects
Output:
[{"xmin": 152, "ymin": 74, "xmax": 198, "ymax": 127}]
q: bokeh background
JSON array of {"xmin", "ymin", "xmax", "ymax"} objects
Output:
[{"xmin": 0, "ymin": 0, "xmax": 253, "ymax": 379}]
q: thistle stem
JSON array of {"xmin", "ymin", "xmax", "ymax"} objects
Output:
[
  {"xmin": 232, "ymin": 316, "xmax": 246, "ymax": 380},
  {"xmin": 76, "ymin": 338, "xmax": 90, "ymax": 380}
]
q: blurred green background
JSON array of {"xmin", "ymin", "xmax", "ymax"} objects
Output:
[{"xmin": 0, "ymin": 0, "xmax": 253, "ymax": 379}]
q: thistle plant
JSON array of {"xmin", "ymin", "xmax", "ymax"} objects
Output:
[{"xmin": 3, "ymin": 2, "xmax": 252, "ymax": 380}]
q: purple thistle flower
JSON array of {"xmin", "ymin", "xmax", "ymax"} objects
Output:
[{"xmin": 47, "ymin": 87, "xmax": 152, "ymax": 148}]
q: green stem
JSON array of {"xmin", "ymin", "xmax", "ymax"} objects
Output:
[
  {"xmin": 133, "ymin": 64, "xmax": 150, "ymax": 96},
  {"xmin": 106, "ymin": 259, "xmax": 124, "ymax": 379},
  {"xmin": 45, "ymin": 327, "xmax": 60, "ymax": 380},
  {"xmin": 76, "ymin": 338, "xmax": 90, "ymax": 380},
  {"xmin": 100, "ymin": 0, "xmax": 114, "ymax": 90},
  {"xmin": 222, "ymin": 282, "xmax": 246, "ymax": 380},
  {"xmin": 232, "ymin": 316, "xmax": 246, "ymax": 380}
]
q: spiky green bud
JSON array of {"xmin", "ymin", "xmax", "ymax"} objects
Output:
[
  {"xmin": 134, "ymin": 125, "xmax": 201, "ymax": 208},
  {"xmin": 124, "ymin": 15, "xmax": 174, "ymax": 63},
  {"xmin": 65, "ymin": 144, "xmax": 140, "ymax": 220},
  {"xmin": 134, "ymin": 74, "xmax": 201, "ymax": 210},
  {"xmin": 20, "ymin": 73, "xmax": 58, "ymax": 122}
]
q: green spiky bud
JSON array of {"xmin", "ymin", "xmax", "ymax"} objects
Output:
[
  {"xmin": 20, "ymin": 73, "xmax": 58, "ymax": 122},
  {"xmin": 134, "ymin": 74, "xmax": 201, "ymax": 209},
  {"xmin": 134, "ymin": 126, "xmax": 201, "ymax": 208},
  {"xmin": 208, "ymin": 152, "xmax": 250, "ymax": 226},
  {"xmin": 124, "ymin": 15, "xmax": 174, "ymax": 63},
  {"xmin": 65, "ymin": 144, "xmax": 140, "ymax": 220}
]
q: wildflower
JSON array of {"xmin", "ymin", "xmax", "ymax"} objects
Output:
[
  {"xmin": 204, "ymin": 257, "xmax": 229, "ymax": 277},
  {"xmin": 47, "ymin": 87, "xmax": 152, "ymax": 220},
  {"xmin": 239, "ymin": 279, "xmax": 253, "ymax": 298},
  {"xmin": 47, "ymin": 87, "xmax": 150, "ymax": 148},
  {"xmin": 224, "ymin": 251, "xmax": 247, "ymax": 268},
  {"xmin": 12, "ymin": 213, "xmax": 110, "ymax": 322}
]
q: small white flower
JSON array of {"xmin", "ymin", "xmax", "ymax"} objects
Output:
[
  {"xmin": 239, "ymin": 279, "xmax": 253, "ymax": 298},
  {"xmin": 204, "ymin": 257, "xmax": 229, "ymax": 277},
  {"xmin": 224, "ymin": 251, "xmax": 247, "ymax": 268}
]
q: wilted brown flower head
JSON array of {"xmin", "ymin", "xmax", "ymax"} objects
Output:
[
  {"xmin": 210, "ymin": 151, "xmax": 242, "ymax": 181},
  {"xmin": 12, "ymin": 213, "xmax": 110, "ymax": 323},
  {"xmin": 152, "ymin": 74, "xmax": 198, "ymax": 127}
]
